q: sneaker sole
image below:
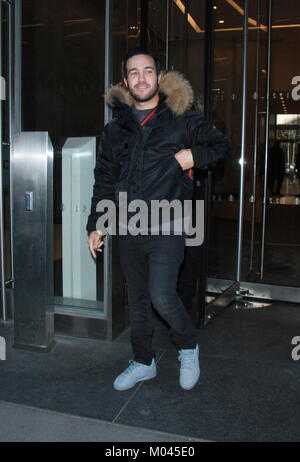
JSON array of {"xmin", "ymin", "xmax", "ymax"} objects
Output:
[{"xmin": 113, "ymin": 371, "xmax": 157, "ymax": 391}]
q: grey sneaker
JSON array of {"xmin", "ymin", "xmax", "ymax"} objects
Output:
[
  {"xmin": 178, "ymin": 345, "xmax": 200, "ymax": 390},
  {"xmin": 113, "ymin": 359, "xmax": 156, "ymax": 391}
]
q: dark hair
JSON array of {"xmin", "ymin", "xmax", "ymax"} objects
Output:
[{"xmin": 122, "ymin": 48, "xmax": 161, "ymax": 78}]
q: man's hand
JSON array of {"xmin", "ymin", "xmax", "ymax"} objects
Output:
[
  {"xmin": 88, "ymin": 230, "xmax": 104, "ymax": 259},
  {"xmin": 174, "ymin": 149, "xmax": 194, "ymax": 170}
]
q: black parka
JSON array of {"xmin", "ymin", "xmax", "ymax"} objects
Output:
[{"xmin": 87, "ymin": 71, "xmax": 230, "ymax": 233}]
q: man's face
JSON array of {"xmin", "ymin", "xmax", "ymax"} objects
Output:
[{"xmin": 124, "ymin": 54, "xmax": 161, "ymax": 104}]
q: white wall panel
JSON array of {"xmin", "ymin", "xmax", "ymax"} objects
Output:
[{"xmin": 62, "ymin": 137, "xmax": 96, "ymax": 301}]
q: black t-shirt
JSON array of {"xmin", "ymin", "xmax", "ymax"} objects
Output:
[{"xmin": 132, "ymin": 107, "xmax": 156, "ymax": 125}]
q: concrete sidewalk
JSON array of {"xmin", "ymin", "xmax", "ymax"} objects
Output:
[{"xmin": 0, "ymin": 400, "xmax": 206, "ymax": 442}]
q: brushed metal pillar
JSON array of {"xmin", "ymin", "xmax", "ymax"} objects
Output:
[
  {"xmin": 13, "ymin": 132, "xmax": 55, "ymax": 351},
  {"xmin": 104, "ymin": 0, "xmax": 114, "ymax": 339},
  {"xmin": 260, "ymin": 0, "xmax": 272, "ymax": 279},
  {"xmin": 236, "ymin": 0, "xmax": 248, "ymax": 283},
  {"xmin": 166, "ymin": 0, "xmax": 169, "ymax": 70},
  {"xmin": 104, "ymin": 0, "xmax": 112, "ymax": 125},
  {"xmin": 249, "ymin": 0, "xmax": 261, "ymax": 272}
]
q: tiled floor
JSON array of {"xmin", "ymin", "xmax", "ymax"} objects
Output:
[{"xmin": 1, "ymin": 301, "xmax": 300, "ymax": 442}]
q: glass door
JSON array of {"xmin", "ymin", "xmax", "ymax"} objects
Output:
[
  {"xmin": 240, "ymin": 0, "xmax": 269, "ymax": 283},
  {"xmin": 209, "ymin": 0, "xmax": 300, "ymax": 303},
  {"xmin": 198, "ymin": 0, "xmax": 267, "ymax": 311},
  {"xmin": 241, "ymin": 0, "xmax": 300, "ymax": 300},
  {"xmin": 257, "ymin": 1, "xmax": 300, "ymax": 289}
]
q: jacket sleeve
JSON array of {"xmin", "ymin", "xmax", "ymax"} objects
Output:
[
  {"xmin": 187, "ymin": 113, "xmax": 230, "ymax": 169},
  {"xmin": 86, "ymin": 128, "xmax": 118, "ymax": 234}
]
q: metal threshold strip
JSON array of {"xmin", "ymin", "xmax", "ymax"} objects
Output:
[
  {"xmin": 205, "ymin": 277, "xmax": 300, "ymax": 326},
  {"xmin": 239, "ymin": 282, "xmax": 300, "ymax": 304},
  {"xmin": 204, "ymin": 281, "xmax": 239, "ymax": 326}
]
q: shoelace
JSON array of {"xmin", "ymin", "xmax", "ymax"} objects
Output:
[
  {"xmin": 123, "ymin": 360, "xmax": 141, "ymax": 375},
  {"xmin": 178, "ymin": 351, "xmax": 197, "ymax": 370}
]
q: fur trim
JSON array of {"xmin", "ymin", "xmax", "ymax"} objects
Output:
[
  {"xmin": 105, "ymin": 71, "xmax": 194, "ymax": 116},
  {"xmin": 159, "ymin": 71, "xmax": 194, "ymax": 116},
  {"xmin": 105, "ymin": 82, "xmax": 133, "ymax": 108}
]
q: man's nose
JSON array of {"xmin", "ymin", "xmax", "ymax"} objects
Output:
[
  {"xmin": 138, "ymin": 71, "xmax": 148, "ymax": 82},
  {"xmin": 138, "ymin": 76, "xmax": 145, "ymax": 83}
]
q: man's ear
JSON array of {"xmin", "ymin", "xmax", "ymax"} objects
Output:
[
  {"xmin": 158, "ymin": 72, "xmax": 162, "ymax": 85},
  {"xmin": 123, "ymin": 77, "xmax": 128, "ymax": 88}
]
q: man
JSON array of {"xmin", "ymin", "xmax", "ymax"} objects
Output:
[{"xmin": 87, "ymin": 48, "xmax": 229, "ymax": 391}]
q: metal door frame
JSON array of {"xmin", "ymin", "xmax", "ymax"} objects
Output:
[
  {"xmin": 0, "ymin": 0, "xmax": 22, "ymax": 322},
  {"xmin": 0, "ymin": 0, "xmax": 16, "ymax": 321}
]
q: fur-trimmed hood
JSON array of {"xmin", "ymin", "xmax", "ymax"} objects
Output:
[{"xmin": 105, "ymin": 71, "xmax": 194, "ymax": 116}]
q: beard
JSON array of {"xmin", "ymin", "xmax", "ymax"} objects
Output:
[{"xmin": 128, "ymin": 80, "xmax": 159, "ymax": 103}]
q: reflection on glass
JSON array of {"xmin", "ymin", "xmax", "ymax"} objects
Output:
[
  {"xmin": 208, "ymin": 0, "xmax": 245, "ymax": 281},
  {"xmin": 61, "ymin": 138, "xmax": 97, "ymax": 302},
  {"xmin": 210, "ymin": 0, "xmax": 300, "ymax": 288},
  {"xmin": 255, "ymin": 0, "xmax": 300, "ymax": 287},
  {"xmin": 22, "ymin": 0, "xmax": 106, "ymax": 312}
]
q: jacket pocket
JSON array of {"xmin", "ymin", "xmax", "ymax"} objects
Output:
[
  {"xmin": 170, "ymin": 156, "xmax": 193, "ymax": 189},
  {"xmin": 170, "ymin": 155, "xmax": 183, "ymax": 175}
]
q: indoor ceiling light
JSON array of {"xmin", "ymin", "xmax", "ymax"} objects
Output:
[
  {"xmin": 22, "ymin": 23, "xmax": 45, "ymax": 28},
  {"xmin": 64, "ymin": 32, "xmax": 92, "ymax": 39},
  {"xmin": 64, "ymin": 18, "xmax": 92, "ymax": 24},
  {"xmin": 172, "ymin": 0, "xmax": 203, "ymax": 33},
  {"xmin": 173, "ymin": 0, "xmax": 299, "ymax": 34},
  {"xmin": 214, "ymin": 57, "xmax": 229, "ymax": 61},
  {"xmin": 273, "ymin": 24, "xmax": 300, "ymax": 29},
  {"xmin": 225, "ymin": 0, "xmax": 258, "ymax": 26},
  {"xmin": 224, "ymin": 2, "xmax": 300, "ymax": 30}
]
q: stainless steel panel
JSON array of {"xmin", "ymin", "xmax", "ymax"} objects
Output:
[
  {"xmin": 12, "ymin": 132, "xmax": 55, "ymax": 350},
  {"xmin": 54, "ymin": 313, "xmax": 108, "ymax": 340},
  {"xmin": 207, "ymin": 277, "xmax": 235, "ymax": 293}
]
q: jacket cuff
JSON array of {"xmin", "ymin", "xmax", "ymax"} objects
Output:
[
  {"xmin": 191, "ymin": 141, "xmax": 230, "ymax": 169},
  {"xmin": 191, "ymin": 146, "xmax": 208, "ymax": 169}
]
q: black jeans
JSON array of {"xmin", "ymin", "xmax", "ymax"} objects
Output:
[
  {"xmin": 118, "ymin": 234, "xmax": 197, "ymax": 365},
  {"xmin": 178, "ymin": 244, "xmax": 204, "ymax": 326}
]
